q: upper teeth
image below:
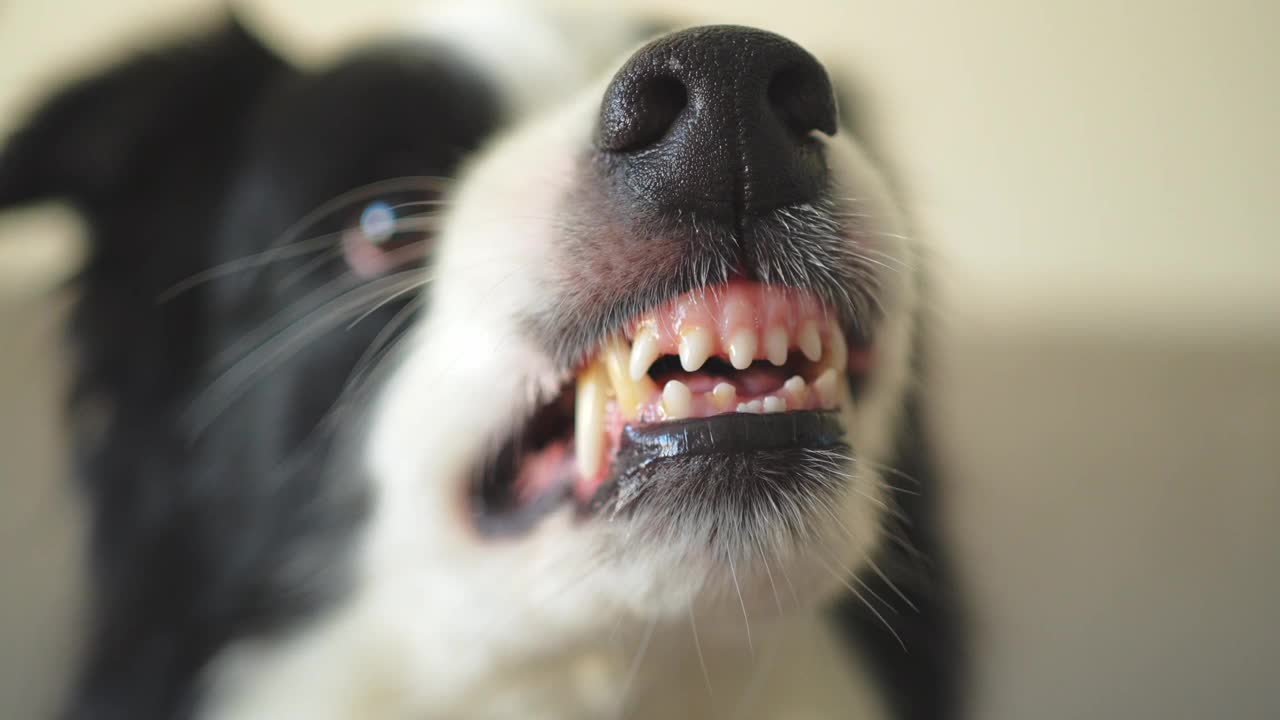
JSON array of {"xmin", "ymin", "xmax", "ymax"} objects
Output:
[
  {"xmin": 764, "ymin": 327, "xmax": 789, "ymax": 366},
  {"xmin": 727, "ymin": 329, "xmax": 757, "ymax": 370},
  {"xmin": 574, "ymin": 360, "xmax": 609, "ymax": 482},
  {"xmin": 797, "ymin": 321, "xmax": 823, "ymax": 363},
  {"xmin": 826, "ymin": 322, "xmax": 848, "ymax": 372},
  {"xmin": 571, "ymin": 308, "xmax": 854, "ymax": 481},
  {"xmin": 677, "ymin": 327, "xmax": 715, "ymax": 372},
  {"xmin": 628, "ymin": 324, "xmax": 660, "ymax": 381},
  {"xmin": 813, "ymin": 368, "xmax": 840, "ymax": 406},
  {"xmin": 660, "ymin": 322, "xmax": 840, "ymax": 374},
  {"xmin": 601, "ymin": 335, "xmax": 652, "ymax": 420}
]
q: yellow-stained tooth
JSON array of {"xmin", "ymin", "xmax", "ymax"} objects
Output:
[
  {"xmin": 661, "ymin": 380, "xmax": 692, "ymax": 419},
  {"xmin": 727, "ymin": 329, "xmax": 758, "ymax": 370},
  {"xmin": 628, "ymin": 324, "xmax": 660, "ymax": 381},
  {"xmin": 574, "ymin": 359, "xmax": 608, "ymax": 480},
  {"xmin": 798, "ymin": 321, "xmax": 823, "ymax": 362},
  {"xmin": 764, "ymin": 327, "xmax": 789, "ymax": 366},
  {"xmin": 826, "ymin": 321, "xmax": 848, "ymax": 372},
  {"xmin": 711, "ymin": 382, "xmax": 737, "ymax": 411},
  {"xmin": 601, "ymin": 335, "xmax": 654, "ymax": 420},
  {"xmin": 813, "ymin": 368, "xmax": 840, "ymax": 407},
  {"xmin": 678, "ymin": 326, "xmax": 714, "ymax": 371},
  {"xmin": 783, "ymin": 375, "xmax": 808, "ymax": 406}
]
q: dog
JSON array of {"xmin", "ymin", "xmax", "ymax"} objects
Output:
[{"xmin": 0, "ymin": 3, "xmax": 962, "ymax": 718}]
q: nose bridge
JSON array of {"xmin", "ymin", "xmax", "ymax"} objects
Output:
[
  {"xmin": 597, "ymin": 25, "xmax": 836, "ymax": 225},
  {"xmin": 669, "ymin": 27, "xmax": 808, "ymax": 121}
]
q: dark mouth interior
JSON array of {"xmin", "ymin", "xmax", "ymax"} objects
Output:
[{"xmin": 646, "ymin": 354, "xmax": 807, "ymax": 390}]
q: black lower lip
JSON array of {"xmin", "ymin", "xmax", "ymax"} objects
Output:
[{"xmin": 587, "ymin": 410, "xmax": 846, "ymax": 511}]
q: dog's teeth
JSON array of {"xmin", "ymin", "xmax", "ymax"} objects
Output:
[
  {"xmin": 661, "ymin": 380, "xmax": 693, "ymax": 419},
  {"xmin": 602, "ymin": 335, "xmax": 653, "ymax": 421},
  {"xmin": 813, "ymin": 367, "xmax": 840, "ymax": 407},
  {"xmin": 727, "ymin": 328, "xmax": 757, "ymax": 370},
  {"xmin": 711, "ymin": 382, "xmax": 737, "ymax": 411},
  {"xmin": 764, "ymin": 326, "xmax": 789, "ymax": 366},
  {"xmin": 737, "ymin": 400, "xmax": 763, "ymax": 414},
  {"xmin": 798, "ymin": 321, "xmax": 823, "ymax": 362},
  {"xmin": 574, "ymin": 360, "xmax": 609, "ymax": 480},
  {"xmin": 629, "ymin": 324, "xmax": 660, "ymax": 381},
  {"xmin": 783, "ymin": 375, "xmax": 808, "ymax": 406},
  {"xmin": 826, "ymin": 321, "xmax": 848, "ymax": 372},
  {"xmin": 678, "ymin": 327, "xmax": 714, "ymax": 372},
  {"xmin": 762, "ymin": 395, "xmax": 786, "ymax": 413}
]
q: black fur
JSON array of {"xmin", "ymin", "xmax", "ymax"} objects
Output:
[
  {"xmin": 832, "ymin": 387, "xmax": 967, "ymax": 720},
  {"xmin": 0, "ymin": 19, "xmax": 502, "ymax": 718}
]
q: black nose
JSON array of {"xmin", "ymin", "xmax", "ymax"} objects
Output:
[{"xmin": 598, "ymin": 26, "xmax": 837, "ymax": 223}]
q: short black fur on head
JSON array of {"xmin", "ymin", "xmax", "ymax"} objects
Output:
[{"xmin": 0, "ymin": 17, "xmax": 503, "ymax": 718}]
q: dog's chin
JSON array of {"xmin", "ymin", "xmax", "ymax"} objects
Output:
[{"xmin": 458, "ymin": 397, "xmax": 874, "ymax": 626}]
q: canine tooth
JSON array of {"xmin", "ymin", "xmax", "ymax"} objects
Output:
[
  {"xmin": 764, "ymin": 327, "xmax": 789, "ymax": 366},
  {"xmin": 678, "ymin": 327, "xmax": 714, "ymax": 372},
  {"xmin": 827, "ymin": 322, "xmax": 848, "ymax": 372},
  {"xmin": 813, "ymin": 368, "xmax": 840, "ymax": 407},
  {"xmin": 711, "ymin": 382, "xmax": 737, "ymax": 411},
  {"xmin": 629, "ymin": 324, "xmax": 660, "ymax": 381},
  {"xmin": 661, "ymin": 380, "xmax": 693, "ymax": 419},
  {"xmin": 783, "ymin": 375, "xmax": 808, "ymax": 405},
  {"xmin": 727, "ymin": 329, "xmax": 758, "ymax": 370},
  {"xmin": 574, "ymin": 360, "xmax": 608, "ymax": 480},
  {"xmin": 602, "ymin": 335, "xmax": 653, "ymax": 420},
  {"xmin": 762, "ymin": 396, "xmax": 786, "ymax": 413},
  {"xmin": 798, "ymin": 321, "xmax": 823, "ymax": 362}
]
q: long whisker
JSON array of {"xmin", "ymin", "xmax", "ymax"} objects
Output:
[
  {"xmin": 185, "ymin": 271, "xmax": 426, "ymax": 434},
  {"xmin": 614, "ymin": 619, "xmax": 657, "ymax": 720},
  {"xmin": 816, "ymin": 553, "xmax": 905, "ymax": 651},
  {"xmin": 158, "ymin": 176, "xmax": 452, "ymax": 301},
  {"xmin": 688, "ymin": 603, "xmax": 714, "ymax": 700},
  {"xmin": 727, "ymin": 554, "xmax": 753, "ymax": 654},
  {"xmin": 157, "ymin": 231, "xmax": 344, "ymax": 302}
]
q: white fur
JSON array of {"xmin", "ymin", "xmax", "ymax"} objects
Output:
[
  {"xmin": 413, "ymin": 0, "xmax": 651, "ymax": 117},
  {"xmin": 200, "ymin": 7, "xmax": 921, "ymax": 719}
]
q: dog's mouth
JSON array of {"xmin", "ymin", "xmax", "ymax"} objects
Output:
[{"xmin": 471, "ymin": 281, "xmax": 873, "ymax": 535}]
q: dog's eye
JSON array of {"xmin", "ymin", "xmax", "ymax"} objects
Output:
[
  {"xmin": 342, "ymin": 196, "xmax": 433, "ymax": 279},
  {"xmin": 358, "ymin": 200, "xmax": 398, "ymax": 246}
]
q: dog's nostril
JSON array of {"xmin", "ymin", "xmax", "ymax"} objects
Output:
[
  {"xmin": 768, "ymin": 62, "xmax": 838, "ymax": 138},
  {"xmin": 595, "ymin": 26, "xmax": 837, "ymax": 222},
  {"xmin": 599, "ymin": 74, "xmax": 687, "ymax": 152}
]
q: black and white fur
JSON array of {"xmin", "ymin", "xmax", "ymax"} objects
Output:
[{"xmin": 0, "ymin": 3, "xmax": 962, "ymax": 718}]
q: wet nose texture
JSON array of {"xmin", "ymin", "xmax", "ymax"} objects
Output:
[{"xmin": 597, "ymin": 26, "xmax": 837, "ymax": 225}]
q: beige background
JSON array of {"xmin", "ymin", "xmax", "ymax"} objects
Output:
[{"xmin": 2, "ymin": 0, "xmax": 1278, "ymax": 718}]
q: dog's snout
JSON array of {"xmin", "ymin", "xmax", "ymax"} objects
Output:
[{"xmin": 597, "ymin": 26, "xmax": 836, "ymax": 222}]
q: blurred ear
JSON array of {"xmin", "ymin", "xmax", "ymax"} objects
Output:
[{"xmin": 0, "ymin": 15, "xmax": 286, "ymax": 210}]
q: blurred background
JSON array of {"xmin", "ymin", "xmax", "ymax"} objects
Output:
[{"xmin": 1, "ymin": 0, "xmax": 1276, "ymax": 717}]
